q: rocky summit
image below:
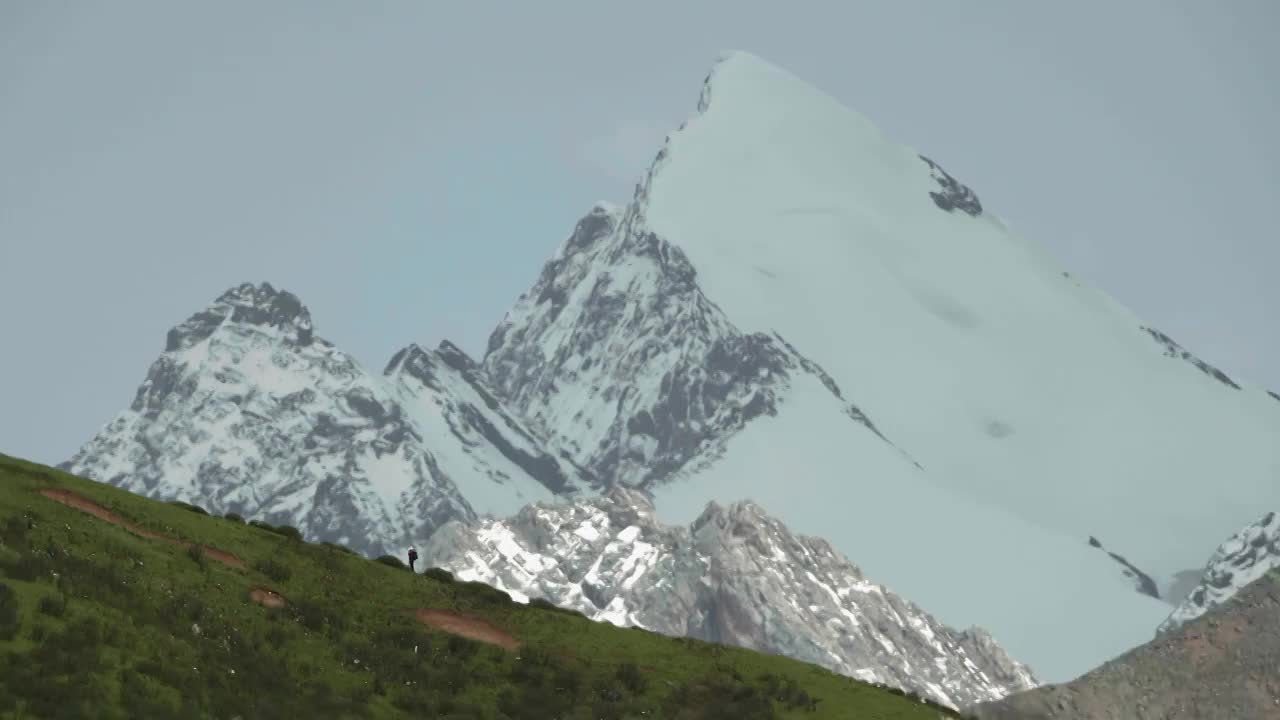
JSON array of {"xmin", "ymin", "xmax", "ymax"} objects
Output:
[
  {"xmin": 969, "ymin": 569, "xmax": 1280, "ymax": 720},
  {"xmin": 1158, "ymin": 509, "xmax": 1280, "ymax": 635}
]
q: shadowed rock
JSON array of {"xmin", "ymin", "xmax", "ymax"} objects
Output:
[{"xmin": 970, "ymin": 570, "xmax": 1280, "ymax": 720}]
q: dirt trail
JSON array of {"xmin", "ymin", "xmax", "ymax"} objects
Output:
[
  {"xmin": 249, "ymin": 587, "xmax": 288, "ymax": 609},
  {"xmin": 38, "ymin": 488, "xmax": 246, "ymax": 569},
  {"xmin": 414, "ymin": 609, "xmax": 520, "ymax": 651}
]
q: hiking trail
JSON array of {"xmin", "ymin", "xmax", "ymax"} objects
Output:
[
  {"xmin": 38, "ymin": 488, "xmax": 246, "ymax": 569},
  {"xmin": 414, "ymin": 609, "xmax": 521, "ymax": 651}
]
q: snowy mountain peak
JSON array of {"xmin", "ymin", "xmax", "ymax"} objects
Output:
[
  {"xmin": 697, "ymin": 51, "xmax": 839, "ymax": 118},
  {"xmin": 166, "ymin": 281, "xmax": 314, "ymax": 353},
  {"xmin": 482, "ymin": 52, "xmax": 1280, "ymax": 682},
  {"xmin": 65, "ymin": 283, "xmax": 600, "ymax": 557},
  {"xmin": 1158, "ymin": 510, "xmax": 1280, "ymax": 634}
]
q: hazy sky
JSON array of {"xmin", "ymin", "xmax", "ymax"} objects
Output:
[{"xmin": 2, "ymin": 1, "xmax": 1277, "ymax": 466}]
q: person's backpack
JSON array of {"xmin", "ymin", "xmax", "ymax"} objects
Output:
[{"xmin": 409, "ymin": 548, "xmax": 418, "ymax": 562}]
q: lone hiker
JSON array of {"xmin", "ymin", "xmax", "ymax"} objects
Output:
[{"xmin": 408, "ymin": 546, "xmax": 418, "ymax": 573}]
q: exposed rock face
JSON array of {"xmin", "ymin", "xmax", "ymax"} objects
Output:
[
  {"xmin": 423, "ymin": 486, "xmax": 1036, "ymax": 710},
  {"xmin": 1141, "ymin": 326, "xmax": 1241, "ymax": 390},
  {"xmin": 919, "ymin": 155, "xmax": 984, "ymax": 216},
  {"xmin": 1158, "ymin": 510, "xmax": 1280, "ymax": 634},
  {"xmin": 482, "ymin": 203, "xmax": 898, "ymax": 490},
  {"xmin": 969, "ymin": 570, "xmax": 1280, "ymax": 720},
  {"xmin": 62, "ymin": 282, "xmax": 588, "ymax": 557},
  {"xmin": 1087, "ymin": 535, "xmax": 1161, "ymax": 600}
]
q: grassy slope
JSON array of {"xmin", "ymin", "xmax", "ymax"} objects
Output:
[{"xmin": 0, "ymin": 453, "xmax": 964, "ymax": 719}]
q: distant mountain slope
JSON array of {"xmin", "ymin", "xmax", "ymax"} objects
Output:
[
  {"xmin": 969, "ymin": 569, "xmax": 1280, "ymax": 720},
  {"xmin": 1158, "ymin": 510, "xmax": 1280, "ymax": 635},
  {"xmin": 423, "ymin": 485, "xmax": 1037, "ymax": 709},
  {"xmin": 62, "ymin": 282, "xmax": 588, "ymax": 557},
  {"xmin": 480, "ymin": 51, "xmax": 1280, "ymax": 681}
]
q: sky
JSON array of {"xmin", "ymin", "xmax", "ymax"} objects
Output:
[{"xmin": 1, "ymin": 0, "xmax": 1277, "ymax": 466}]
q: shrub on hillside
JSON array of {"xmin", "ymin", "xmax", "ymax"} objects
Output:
[
  {"xmin": 616, "ymin": 662, "xmax": 647, "ymax": 693},
  {"xmin": 269, "ymin": 524, "xmax": 304, "ymax": 542},
  {"xmin": 421, "ymin": 566, "xmax": 454, "ymax": 583},
  {"xmin": 289, "ymin": 597, "xmax": 346, "ymax": 637},
  {"xmin": 0, "ymin": 582, "xmax": 19, "ymax": 641},
  {"xmin": 375, "ymin": 555, "xmax": 407, "ymax": 570},
  {"xmin": 0, "ymin": 515, "xmax": 31, "ymax": 546},
  {"xmin": 321, "ymin": 541, "xmax": 356, "ymax": 555},
  {"xmin": 527, "ymin": 597, "xmax": 587, "ymax": 618},
  {"xmin": 223, "ymin": 512, "xmax": 245, "ymax": 523},
  {"xmin": 663, "ymin": 672, "xmax": 780, "ymax": 719},
  {"xmin": 168, "ymin": 501, "xmax": 209, "ymax": 515},
  {"xmin": 37, "ymin": 593, "xmax": 67, "ymax": 618},
  {"xmin": 247, "ymin": 520, "xmax": 304, "ymax": 542},
  {"xmin": 255, "ymin": 557, "xmax": 292, "ymax": 583},
  {"xmin": 458, "ymin": 580, "xmax": 512, "ymax": 605}
]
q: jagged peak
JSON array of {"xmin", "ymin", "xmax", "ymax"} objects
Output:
[
  {"xmin": 384, "ymin": 343, "xmax": 428, "ymax": 375},
  {"xmin": 691, "ymin": 50, "xmax": 864, "ymax": 129},
  {"xmin": 600, "ymin": 482, "xmax": 656, "ymax": 511},
  {"xmin": 689, "ymin": 498, "xmax": 773, "ymax": 537},
  {"xmin": 1159, "ymin": 509, "xmax": 1280, "ymax": 634},
  {"xmin": 165, "ymin": 281, "xmax": 314, "ymax": 353},
  {"xmin": 435, "ymin": 340, "xmax": 480, "ymax": 373},
  {"xmin": 589, "ymin": 200, "xmax": 621, "ymax": 216},
  {"xmin": 386, "ymin": 341, "xmax": 489, "ymax": 390}
]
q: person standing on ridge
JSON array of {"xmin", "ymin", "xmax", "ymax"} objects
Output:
[{"xmin": 408, "ymin": 546, "xmax": 418, "ymax": 573}]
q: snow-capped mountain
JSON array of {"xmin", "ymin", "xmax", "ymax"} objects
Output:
[
  {"xmin": 61, "ymin": 50, "xmax": 1280, "ymax": 686},
  {"xmin": 63, "ymin": 281, "xmax": 1038, "ymax": 701},
  {"xmin": 424, "ymin": 485, "xmax": 1037, "ymax": 709},
  {"xmin": 1157, "ymin": 510, "xmax": 1280, "ymax": 635},
  {"xmin": 480, "ymin": 51, "xmax": 1280, "ymax": 681},
  {"xmin": 62, "ymin": 282, "xmax": 588, "ymax": 557}
]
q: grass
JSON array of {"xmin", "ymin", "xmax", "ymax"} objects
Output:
[{"xmin": 0, "ymin": 452, "xmax": 972, "ymax": 719}]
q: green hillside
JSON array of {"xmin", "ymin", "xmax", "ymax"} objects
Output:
[{"xmin": 0, "ymin": 453, "xmax": 967, "ymax": 719}]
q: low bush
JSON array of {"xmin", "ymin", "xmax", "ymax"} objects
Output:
[
  {"xmin": 458, "ymin": 580, "xmax": 512, "ymax": 605},
  {"xmin": 37, "ymin": 593, "xmax": 67, "ymax": 618},
  {"xmin": 255, "ymin": 557, "xmax": 292, "ymax": 583},
  {"xmin": 527, "ymin": 597, "xmax": 586, "ymax": 618},
  {"xmin": 248, "ymin": 520, "xmax": 304, "ymax": 542},
  {"xmin": 421, "ymin": 566, "xmax": 454, "ymax": 583},
  {"xmin": 223, "ymin": 512, "xmax": 245, "ymax": 523},
  {"xmin": 270, "ymin": 524, "xmax": 304, "ymax": 542},
  {"xmin": 375, "ymin": 555, "xmax": 408, "ymax": 570},
  {"xmin": 617, "ymin": 661, "xmax": 647, "ymax": 693},
  {"xmin": 168, "ymin": 501, "xmax": 209, "ymax": 515},
  {"xmin": 0, "ymin": 583, "xmax": 19, "ymax": 641}
]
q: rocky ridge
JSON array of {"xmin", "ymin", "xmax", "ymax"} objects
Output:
[{"xmin": 423, "ymin": 485, "xmax": 1036, "ymax": 709}]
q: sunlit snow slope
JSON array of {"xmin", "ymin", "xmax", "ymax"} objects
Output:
[{"xmin": 484, "ymin": 52, "xmax": 1280, "ymax": 682}]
